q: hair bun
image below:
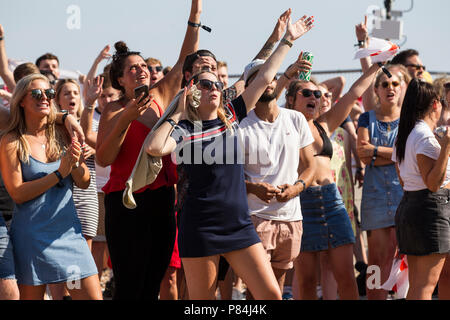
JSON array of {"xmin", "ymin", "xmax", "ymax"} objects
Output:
[{"xmin": 114, "ymin": 41, "xmax": 129, "ymax": 54}]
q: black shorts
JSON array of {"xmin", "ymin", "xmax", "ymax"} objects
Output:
[{"xmin": 395, "ymin": 189, "xmax": 450, "ymax": 256}]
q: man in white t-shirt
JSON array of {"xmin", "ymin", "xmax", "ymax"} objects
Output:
[{"xmin": 239, "ymin": 60, "xmax": 316, "ymax": 296}]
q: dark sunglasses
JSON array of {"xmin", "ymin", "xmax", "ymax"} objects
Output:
[
  {"xmin": 444, "ymin": 82, "xmax": 450, "ymax": 89},
  {"xmin": 405, "ymin": 64, "xmax": 426, "ymax": 71},
  {"xmin": 30, "ymin": 88, "xmax": 56, "ymax": 100},
  {"xmin": 197, "ymin": 79, "xmax": 224, "ymax": 91},
  {"xmin": 148, "ymin": 66, "xmax": 163, "ymax": 73},
  {"xmin": 299, "ymin": 89, "xmax": 322, "ymax": 99},
  {"xmin": 381, "ymin": 81, "xmax": 400, "ymax": 89}
]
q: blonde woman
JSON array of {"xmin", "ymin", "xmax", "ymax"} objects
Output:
[
  {"xmin": 145, "ymin": 12, "xmax": 313, "ymax": 299},
  {"xmin": 0, "ymin": 74, "xmax": 101, "ymax": 300}
]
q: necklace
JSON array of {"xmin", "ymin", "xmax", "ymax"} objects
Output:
[{"xmin": 27, "ymin": 134, "xmax": 47, "ymax": 150}]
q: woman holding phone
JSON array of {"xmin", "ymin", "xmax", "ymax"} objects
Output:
[{"xmin": 95, "ymin": 0, "xmax": 201, "ymax": 300}]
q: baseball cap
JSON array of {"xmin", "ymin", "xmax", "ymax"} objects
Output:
[{"xmin": 244, "ymin": 59, "xmax": 265, "ymax": 85}]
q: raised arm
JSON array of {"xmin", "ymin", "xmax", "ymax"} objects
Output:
[
  {"xmin": 274, "ymin": 52, "xmax": 312, "ymax": 100},
  {"xmin": 84, "ymin": 45, "xmax": 111, "ymax": 88},
  {"xmin": 241, "ymin": 11, "xmax": 314, "ymax": 112},
  {"xmin": 320, "ymin": 63, "xmax": 381, "ymax": 134},
  {"xmin": 151, "ymin": 0, "xmax": 202, "ymax": 109},
  {"xmin": 231, "ymin": 9, "xmax": 292, "ymax": 96},
  {"xmin": 320, "ymin": 76, "xmax": 346, "ymax": 104},
  {"xmin": 80, "ymin": 75, "xmax": 103, "ymax": 148},
  {"xmin": 355, "ymin": 16, "xmax": 377, "ymax": 111},
  {"xmin": 0, "ymin": 25, "xmax": 16, "ymax": 91}
]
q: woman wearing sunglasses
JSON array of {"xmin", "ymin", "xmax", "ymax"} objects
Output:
[
  {"xmin": 0, "ymin": 74, "xmax": 102, "ymax": 299},
  {"xmin": 392, "ymin": 79, "xmax": 450, "ymax": 300},
  {"xmin": 356, "ymin": 67, "xmax": 405, "ymax": 300},
  {"xmin": 145, "ymin": 12, "xmax": 313, "ymax": 300},
  {"xmin": 284, "ymin": 63, "xmax": 382, "ymax": 299}
]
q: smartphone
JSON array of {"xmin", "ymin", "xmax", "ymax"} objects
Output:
[{"xmin": 134, "ymin": 85, "xmax": 149, "ymax": 103}]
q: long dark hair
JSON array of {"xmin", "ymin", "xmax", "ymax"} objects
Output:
[{"xmin": 395, "ymin": 79, "xmax": 439, "ymax": 163}]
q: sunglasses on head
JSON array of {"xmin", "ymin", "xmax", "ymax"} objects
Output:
[
  {"xmin": 148, "ymin": 66, "xmax": 163, "ymax": 73},
  {"xmin": 381, "ymin": 81, "xmax": 400, "ymax": 89},
  {"xmin": 405, "ymin": 64, "xmax": 426, "ymax": 71},
  {"xmin": 197, "ymin": 79, "xmax": 224, "ymax": 91},
  {"xmin": 30, "ymin": 88, "xmax": 56, "ymax": 100},
  {"xmin": 299, "ymin": 89, "xmax": 322, "ymax": 99}
]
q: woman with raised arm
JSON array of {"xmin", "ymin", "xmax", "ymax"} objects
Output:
[
  {"xmin": 95, "ymin": 0, "xmax": 201, "ymax": 300},
  {"xmin": 392, "ymin": 79, "xmax": 450, "ymax": 300},
  {"xmin": 285, "ymin": 62, "xmax": 383, "ymax": 300},
  {"xmin": 145, "ymin": 10, "xmax": 313, "ymax": 300},
  {"xmin": 0, "ymin": 74, "xmax": 102, "ymax": 300}
]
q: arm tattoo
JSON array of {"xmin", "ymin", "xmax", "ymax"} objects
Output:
[{"xmin": 254, "ymin": 41, "xmax": 275, "ymax": 61}]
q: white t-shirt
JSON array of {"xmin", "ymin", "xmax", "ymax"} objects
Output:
[
  {"xmin": 93, "ymin": 109, "xmax": 111, "ymax": 193},
  {"xmin": 239, "ymin": 107, "xmax": 314, "ymax": 221},
  {"xmin": 392, "ymin": 120, "xmax": 450, "ymax": 191}
]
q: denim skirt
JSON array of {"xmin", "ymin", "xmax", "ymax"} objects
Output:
[
  {"xmin": 395, "ymin": 188, "xmax": 450, "ymax": 256},
  {"xmin": 300, "ymin": 183, "xmax": 355, "ymax": 252},
  {"xmin": 0, "ymin": 214, "xmax": 15, "ymax": 280}
]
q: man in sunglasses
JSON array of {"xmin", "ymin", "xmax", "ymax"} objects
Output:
[
  {"xmin": 239, "ymin": 58, "xmax": 316, "ymax": 298},
  {"xmin": 391, "ymin": 49, "xmax": 426, "ymax": 80},
  {"xmin": 145, "ymin": 57, "xmax": 164, "ymax": 87}
]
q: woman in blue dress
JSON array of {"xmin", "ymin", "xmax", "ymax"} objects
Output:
[
  {"xmin": 145, "ymin": 11, "xmax": 313, "ymax": 299},
  {"xmin": 356, "ymin": 66, "xmax": 407, "ymax": 299},
  {"xmin": 0, "ymin": 74, "xmax": 101, "ymax": 300}
]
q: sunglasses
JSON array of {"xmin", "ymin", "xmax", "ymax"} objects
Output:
[
  {"xmin": 298, "ymin": 89, "xmax": 322, "ymax": 99},
  {"xmin": 405, "ymin": 64, "xmax": 426, "ymax": 71},
  {"xmin": 197, "ymin": 79, "xmax": 224, "ymax": 91},
  {"xmin": 30, "ymin": 88, "xmax": 56, "ymax": 100},
  {"xmin": 323, "ymin": 92, "xmax": 332, "ymax": 98},
  {"xmin": 381, "ymin": 81, "xmax": 400, "ymax": 89},
  {"xmin": 148, "ymin": 66, "xmax": 163, "ymax": 73},
  {"xmin": 444, "ymin": 82, "xmax": 450, "ymax": 89}
]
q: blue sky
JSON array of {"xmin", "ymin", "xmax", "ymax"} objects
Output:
[{"xmin": 1, "ymin": 0, "xmax": 449, "ymax": 82}]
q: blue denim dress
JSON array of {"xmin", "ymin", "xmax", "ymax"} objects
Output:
[
  {"xmin": 10, "ymin": 157, "xmax": 97, "ymax": 285},
  {"xmin": 360, "ymin": 110, "xmax": 403, "ymax": 231}
]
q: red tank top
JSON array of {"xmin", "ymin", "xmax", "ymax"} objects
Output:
[{"xmin": 102, "ymin": 101, "xmax": 178, "ymax": 194}]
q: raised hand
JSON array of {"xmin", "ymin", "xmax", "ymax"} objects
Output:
[
  {"xmin": 355, "ymin": 15, "xmax": 369, "ymax": 44},
  {"xmin": 285, "ymin": 13, "xmax": 314, "ymax": 41},
  {"xmin": 269, "ymin": 9, "xmax": 291, "ymax": 42},
  {"xmin": 96, "ymin": 45, "xmax": 112, "ymax": 64},
  {"xmin": 84, "ymin": 75, "xmax": 104, "ymax": 107}
]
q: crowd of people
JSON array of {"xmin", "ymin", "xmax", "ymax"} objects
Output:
[{"xmin": 0, "ymin": 1, "xmax": 449, "ymax": 301}]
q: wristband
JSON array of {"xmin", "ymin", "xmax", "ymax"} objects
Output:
[
  {"xmin": 54, "ymin": 170, "xmax": 64, "ymax": 187},
  {"xmin": 371, "ymin": 146, "xmax": 378, "ymax": 166},
  {"xmin": 62, "ymin": 113, "xmax": 69, "ymax": 125},
  {"xmin": 86, "ymin": 105, "xmax": 94, "ymax": 111},
  {"xmin": 377, "ymin": 62, "xmax": 393, "ymax": 78},
  {"xmin": 166, "ymin": 119, "xmax": 177, "ymax": 128},
  {"xmin": 294, "ymin": 179, "xmax": 306, "ymax": 192},
  {"xmin": 354, "ymin": 40, "xmax": 365, "ymax": 47},
  {"xmin": 280, "ymin": 38, "xmax": 293, "ymax": 48},
  {"xmin": 188, "ymin": 21, "xmax": 212, "ymax": 33},
  {"xmin": 283, "ymin": 72, "xmax": 292, "ymax": 80}
]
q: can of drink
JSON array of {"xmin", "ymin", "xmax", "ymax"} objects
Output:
[
  {"xmin": 298, "ymin": 52, "xmax": 314, "ymax": 81},
  {"xmin": 435, "ymin": 125, "xmax": 448, "ymax": 138}
]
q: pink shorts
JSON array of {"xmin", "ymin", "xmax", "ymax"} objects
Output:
[{"xmin": 251, "ymin": 216, "xmax": 303, "ymax": 270}]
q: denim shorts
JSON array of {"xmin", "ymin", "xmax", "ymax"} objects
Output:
[
  {"xmin": 300, "ymin": 183, "xmax": 355, "ymax": 252},
  {"xmin": 396, "ymin": 189, "xmax": 450, "ymax": 256},
  {"xmin": 0, "ymin": 213, "xmax": 15, "ymax": 280}
]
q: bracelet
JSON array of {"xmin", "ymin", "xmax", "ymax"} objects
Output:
[
  {"xmin": 294, "ymin": 179, "xmax": 306, "ymax": 192},
  {"xmin": 354, "ymin": 40, "xmax": 365, "ymax": 47},
  {"xmin": 86, "ymin": 105, "xmax": 94, "ymax": 111},
  {"xmin": 371, "ymin": 146, "xmax": 378, "ymax": 166},
  {"xmin": 377, "ymin": 62, "xmax": 393, "ymax": 78},
  {"xmin": 280, "ymin": 38, "xmax": 293, "ymax": 48},
  {"xmin": 283, "ymin": 72, "xmax": 292, "ymax": 80},
  {"xmin": 188, "ymin": 21, "xmax": 211, "ymax": 33},
  {"xmin": 62, "ymin": 113, "xmax": 69, "ymax": 125},
  {"xmin": 166, "ymin": 119, "xmax": 177, "ymax": 128},
  {"xmin": 53, "ymin": 170, "xmax": 64, "ymax": 188}
]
